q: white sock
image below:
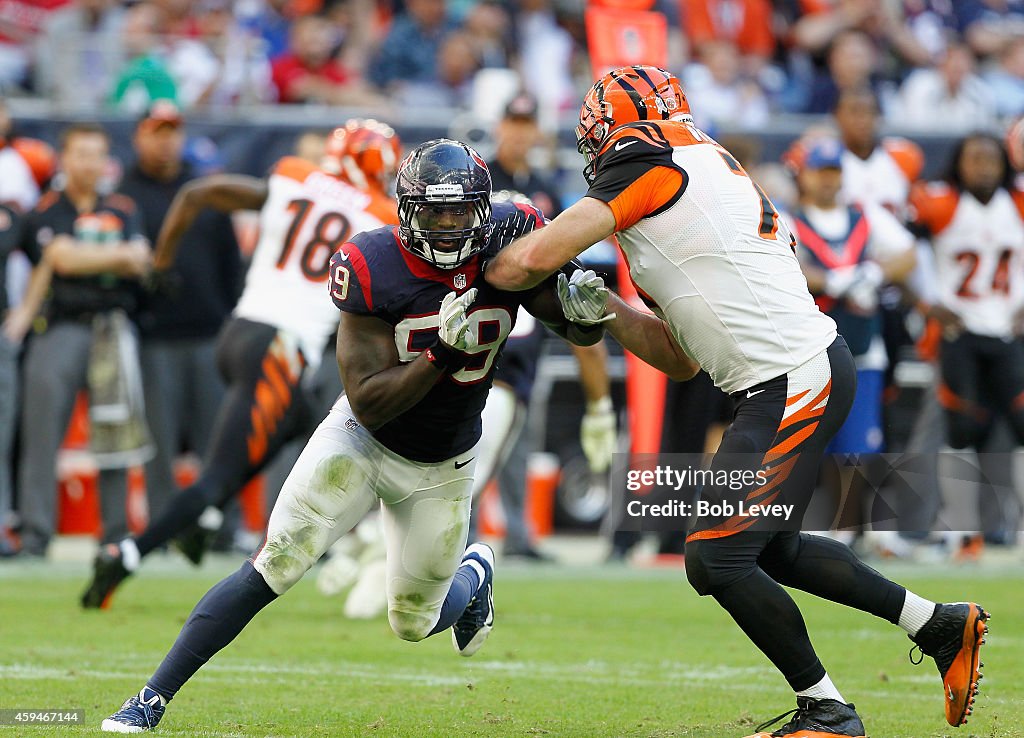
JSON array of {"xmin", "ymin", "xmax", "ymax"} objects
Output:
[
  {"xmin": 899, "ymin": 591, "xmax": 937, "ymax": 636},
  {"xmin": 796, "ymin": 673, "xmax": 845, "ymax": 703},
  {"xmin": 120, "ymin": 539, "xmax": 141, "ymax": 572}
]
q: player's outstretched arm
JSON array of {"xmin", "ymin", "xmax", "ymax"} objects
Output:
[
  {"xmin": 336, "ymin": 311, "xmax": 448, "ymax": 430},
  {"xmin": 555, "ymin": 268, "xmax": 697, "ymax": 381},
  {"xmin": 153, "ymin": 174, "xmax": 268, "ymax": 270},
  {"xmin": 521, "ymin": 278, "xmax": 606, "ymax": 346},
  {"xmin": 485, "ymin": 197, "xmax": 617, "ymax": 291},
  {"xmin": 603, "ymin": 292, "xmax": 700, "ymax": 382}
]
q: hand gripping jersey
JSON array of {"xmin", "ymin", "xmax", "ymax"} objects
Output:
[
  {"xmin": 911, "ymin": 182, "xmax": 1024, "ymax": 338},
  {"xmin": 328, "ymin": 200, "xmax": 546, "ymax": 462},
  {"xmin": 585, "ymin": 120, "xmax": 837, "ymax": 394},
  {"xmin": 233, "ymin": 156, "xmax": 398, "ymax": 367}
]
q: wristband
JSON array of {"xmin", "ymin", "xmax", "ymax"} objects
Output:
[
  {"xmin": 425, "ymin": 340, "xmax": 472, "ymax": 372},
  {"xmin": 586, "ymin": 396, "xmax": 613, "ymax": 415}
]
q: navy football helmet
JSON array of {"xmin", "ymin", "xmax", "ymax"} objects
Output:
[{"xmin": 396, "ymin": 139, "xmax": 492, "ymax": 270}]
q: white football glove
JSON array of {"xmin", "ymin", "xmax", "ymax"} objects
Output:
[
  {"xmin": 557, "ymin": 269, "xmax": 616, "ymax": 326},
  {"xmin": 822, "ymin": 264, "xmax": 859, "ymax": 299},
  {"xmin": 438, "ymin": 288, "xmax": 478, "ymax": 352},
  {"xmin": 581, "ymin": 396, "xmax": 616, "ymax": 473},
  {"xmin": 844, "ymin": 262, "xmax": 884, "ymax": 315}
]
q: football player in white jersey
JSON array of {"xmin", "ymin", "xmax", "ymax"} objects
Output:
[
  {"xmin": 81, "ymin": 120, "xmax": 402, "ymax": 609},
  {"xmin": 834, "ymin": 88, "xmax": 923, "ymax": 218},
  {"xmin": 909, "ymin": 132, "xmax": 1024, "ymax": 554},
  {"xmin": 487, "ymin": 65, "xmax": 990, "ymax": 737}
]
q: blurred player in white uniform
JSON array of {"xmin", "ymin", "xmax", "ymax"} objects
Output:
[
  {"xmin": 835, "ymin": 88, "xmax": 923, "ymax": 218},
  {"xmin": 82, "ymin": 120, "xmax": 401, "ymax": 609},
  {"xmin": 487, "ymin": 65, "xmax": 989, "ymax": 737},
  {"xmin": 910, "ymin": 132, "xmax": 1024, "ymax": 553}
]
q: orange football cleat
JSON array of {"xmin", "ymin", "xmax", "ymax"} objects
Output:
[{"xmin": 910, "ymin": 602, "xmax": 990, "ymax": 726}]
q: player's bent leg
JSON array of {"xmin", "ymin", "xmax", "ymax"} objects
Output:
[
  {"xmin": 378, "ymin": 453, "xmax": 489, "ymax": 646},
  {"xmin": 685, "ymin": 535, "xmax": 834, "ymax": 695},
  {"xmin": 101, "ymin": 561, "xmax": 276, "ymax": 733},
  {"xmin": 253, "ymin": 409, "xmax": 380, "ymax": 595},
  {"xmin": 758, "ymin": 532, "xmax": 906, "ymax": 623},
  {"xmin": 101, "ymin": 408, "xmax": 382, "ymax": 732},
  {"xmin": 685, "ymin": 340, "xmax": 871, "ymax": 733},
  {"xmin": 380, "ymin": 483, "xmax": 472, "ymax": 641}
]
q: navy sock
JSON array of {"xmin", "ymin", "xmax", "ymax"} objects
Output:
[
  {"xmin": 427, "ymin": 564, "xmax": 481, "ymax": 637},
  {"xmin": 148, "ymin": 562, "xmax": 276, "ymax": 700}
]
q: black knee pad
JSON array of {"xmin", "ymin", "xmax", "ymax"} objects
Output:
[{"xmin": 685, "ymin": 538, "xmax": 759, "ymax": 596}]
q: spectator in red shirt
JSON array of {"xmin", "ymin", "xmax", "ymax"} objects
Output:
[{"xmin": 271, "ymin": 13, "xmax": 385, "ymax": 107}]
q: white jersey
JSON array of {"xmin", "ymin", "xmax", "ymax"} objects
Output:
[
  {"xmin": 585, "ymin": 121, "xmax": 836, "ymax": 394},
  {"xmin": 840, "ymin": 138, "xmax": 923, "ymax": 218},
  {"xmin": 234, "ymin": 157, "xmax": 397, "ymax": 367},
  {"xmin": 911, "ymin": 182, "xmax": 1024, "ymax": 338}
]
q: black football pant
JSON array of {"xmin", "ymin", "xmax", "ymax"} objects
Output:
[
  {"xmin": 134, "ymin": 318, "xmax": 313, "ymax": 557},
  {"xmin": 684, "ymin": 337, "xmax": 906, "ymax": 691},
  {"xmin": 938, "ymin": 332, "xmax": 1024, "ymax": 450}
]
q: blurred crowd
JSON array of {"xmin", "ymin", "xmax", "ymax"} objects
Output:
[
  {"xmin": 0, "ymin": 0, "xmax": 1018, "ymax": 127},
  {"xmin": 0, "ymin": 0, "xmax": 1024, "ymax": 562}
]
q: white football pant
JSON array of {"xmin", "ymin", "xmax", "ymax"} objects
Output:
[{"xmin": 253, "ymin": 395, "xmax": 477, "ymax": 641}]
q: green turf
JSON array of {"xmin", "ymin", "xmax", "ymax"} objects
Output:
[{"xmin": 0, "ymin": 557, "xmax": 1020, "ymax": 737}]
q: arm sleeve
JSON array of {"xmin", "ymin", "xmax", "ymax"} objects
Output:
[{"xmin": 585, "ymin": 133, "xmax": 687, "ymax": 231}]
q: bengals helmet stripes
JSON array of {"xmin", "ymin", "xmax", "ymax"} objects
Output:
[
  {"xmin": 576, "ymin": 65, "xmax": 692, "ymax": 183},
  {"xmin": 321, "ymin": 119, "xmax": 402, "ymax": 193}
]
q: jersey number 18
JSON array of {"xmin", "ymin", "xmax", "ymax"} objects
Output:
[{"xmin": 278, "ymin": 198, "xmax": 352, "ymax": 281}]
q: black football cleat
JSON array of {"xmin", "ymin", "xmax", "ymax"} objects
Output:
[
  {"xmin": 172, "ymin": 523, "xmax": 215, "ymax": 566},
  {"xmin": 744, "ymin": 697, "xmax": 866, "ymax": 737},
  {"xmin": 81, "ymin": 543, "xmax": 131, "ymax": 609}
]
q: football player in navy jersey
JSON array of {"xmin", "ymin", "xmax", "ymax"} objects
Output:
[{"xmin": 100, "ymin": 139, "xmax": 684, "ymax": 733}]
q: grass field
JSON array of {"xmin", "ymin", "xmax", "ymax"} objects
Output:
[{"xmin": 0, "ymin": 554, "xmax": 1020, "ymax": 738}]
